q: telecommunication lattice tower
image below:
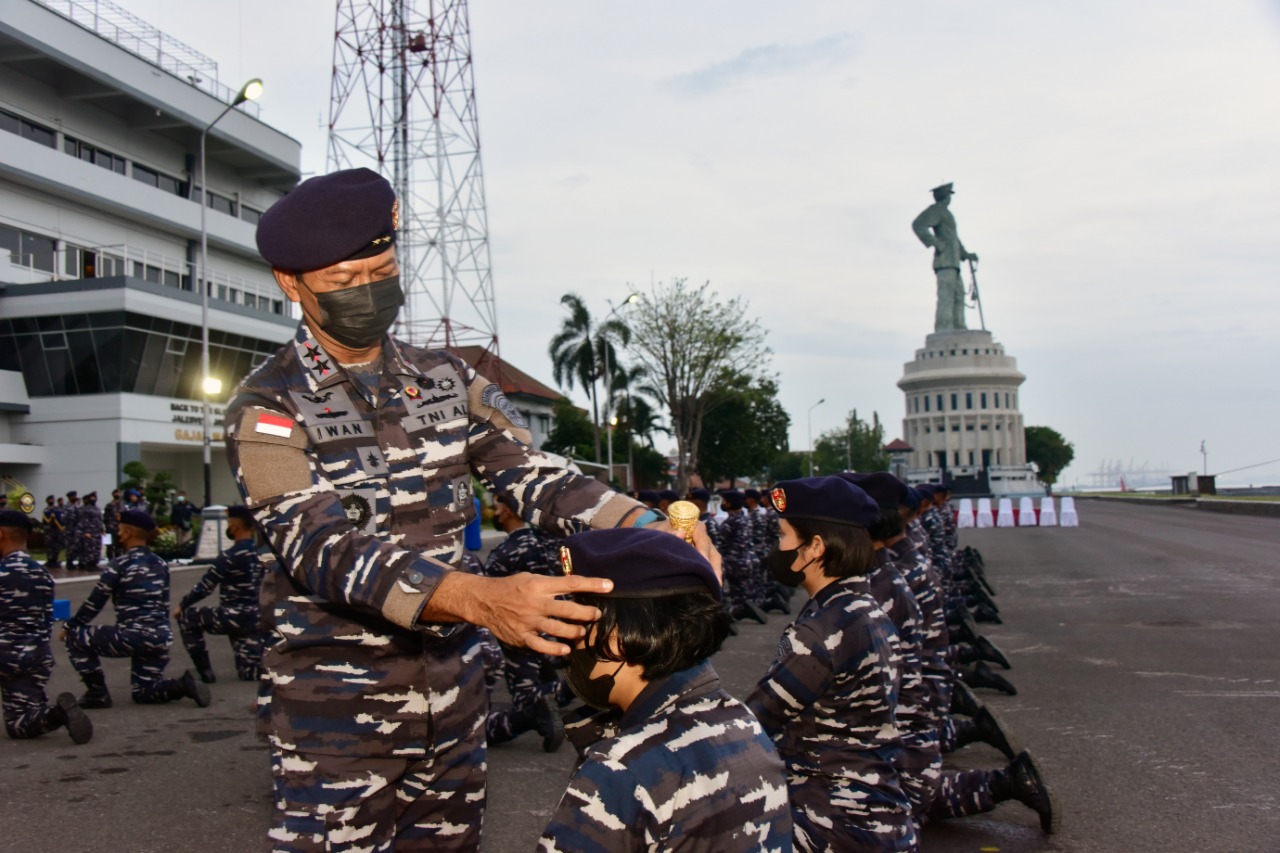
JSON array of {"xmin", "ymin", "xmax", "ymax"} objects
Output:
[{"xmin": 328, "ymin": 0, "xmax": 499, "ymax": 352}]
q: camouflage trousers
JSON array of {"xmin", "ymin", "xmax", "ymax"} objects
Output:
[
  {"xmin": 267, "ymin": 639, "xmax": 489, "ymax": 851},
  {"xmin": 0, "ymin": 650, "xmax": 59, "ymax": 739},
  {"xmin": 895, "ymin": 735, "xmax": 943, "ymax": 821},
  {"xmin": 724, "ymin": 559, "xmax": 763, "ymax": 610},
  {"xmin": 65, "ymin": 624, "xmax": 182, "ymax": 704},
  {"xmin": 790, "ymin": 771, "xmax": 919, "ymax": 853},
  {"xmin": 487, "ymin": 644, "xmax": 559, "ymax": 745},
  {"xmin": 177, "ymin": 605, "xmax": 267, "ymax": 680},
  {"xmin": 926, "ymin": 768, "xmax": 996, "ymax": 820},
  {"xmin": 70, "ymin": 536, "xmax": 103, "ymax": 571},
  {"xmin": 44, "ymin": 531, "xmax": 64, "ymax": 567}
]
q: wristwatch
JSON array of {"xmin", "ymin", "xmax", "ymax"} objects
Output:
[{"xmin": 631, "ymin": 508, "xmax": 666, "ymax": 528}]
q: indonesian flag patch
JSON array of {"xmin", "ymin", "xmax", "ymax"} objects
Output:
[{"xmin": 255, "ymin": 412, "xmax": 295, "ymax": 438}]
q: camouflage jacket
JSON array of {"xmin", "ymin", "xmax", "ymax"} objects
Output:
[
  {"xmin": 103, "ymin": 499, "xmax": 124, "ymax": 533},
  {"xmin": 62, "ymin": 504, "xmax": 80, "ymax": 540},
  {"xmin": 869, "ymin": 551, "xmax": 932, "ymax": 745},
  {"xmin": 224, "ymin": 322, "xmax": 640, "ymax": 757},
  {"xmin": 484, "ymin": 526, "xmax": 560, "ymax": 579},
  {"xmin": 939, "ymin": 499, "xmax": 958, "ymax": 550},
  {"xmin": 68, "ymin": 546, "xmax": 172, "ymax": 639},
  {"xmin": 540, "ymin": 660, "xmax": 792, "ymax": 853},
  {"xmin": 699, "ymin": 511, "xmax": 722, "ymax": 553},
  {"xmin": 883, "ymin": 536, "xmax": 948, "ymax": 695},
  {"xmin": 752, "ymin": 506, "xmax": 780, "ymax": 562},
  {"xmin": 77, "ymin": 504, "xmax": 104, "ymax": 544},
  {"xmin": 0, "ymin": 550, "xmax": 53, "ymax": 669},
  {"xmin": 718, "ymin": 510, "xmax": 757, "ymax": 577},
  {"xmin": 746, "ymin": 575, "xmax": 906, "ymax": 804},
  {"xmin": 179, "ymin": 538, "xmax": 264, "ymax": 615},
  {"xmin": 919, "ymin": 510, "xmax": 953, "ymax": 580}
]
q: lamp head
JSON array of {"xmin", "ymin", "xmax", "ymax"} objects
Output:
[
  {"xmin": 235, "ymin": 78, "xmax": 264, "ymax": 106},
  {"xmin": 202, "ymin": 376, "xmax": 223, "ymax": 396}
]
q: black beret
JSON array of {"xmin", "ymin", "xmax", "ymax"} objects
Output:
[
  {"xmin": 658, "ymin": 489, "xmax": 679, "ymax": 502},
  {"xmin": 744, "ymin": 488, "xmax": 761, "ymax": 500},
  {"xmin": 903, "ymin": 487, "xmax": 923, "ymax": 511},
  {"xmin": 0, "ymin": 510, "xmax": 31, "ymax": 529},
  {"xmin": 257, "ymin": 168, "xmax": 397, "ymax": 272},
  {"xmin": 915, "ymin": 484, "xmax": 938, "ymax": 498},
  {"xmin": 227, "ymin": 505, "xmax": 255, "ymax": 523},
  {"xmin": 767, "ymin": 476, "xmax": 880, "ymax": 528},
  {"xmin": 85, "ymin": 492, "xmax": 97, "ymax": 501},
  {"xmin": 45, "ymin": 495, "xmax": 55, "ymax": 503},
  {"xmin": 66, "ymin": 491, "xmax": 77, "ymax": 499},
  {"xmin": 840, "ymin": 472, "xmax": 908, "ymax": 510},
  {"xmin": 720, "ymin": 490, "xmax": 745, "ymax": 510},
  {"xmin": 637, "ymin": 489, "xmax": 660, "ymax": 504},
  {"xmin": 560, "ymin": 527, "xmax": 721, "ymax": 600},
  {"xmin": 119, "ymin": 509, "xmax": 156, "ymax": 531},
  {"xmin": 688, "ymin": 488, "xmax": 710, "ymax": 502}
]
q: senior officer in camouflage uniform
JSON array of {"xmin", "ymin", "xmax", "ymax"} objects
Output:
[
  {"xmin": 227, "ymin": 168, "xmax": 706, "ymax": 853},
  {"xmin": 174, "ymin": 505, "xmax": 267, "ymax": 683},
  {"xmin": 0, "ymin": 511, "xmax": 93, "ymax": 744},
  {"xmin": 41, "ymin": 495, "xmax": 65, "ymax": 569}
]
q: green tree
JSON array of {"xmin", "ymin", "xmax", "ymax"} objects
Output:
[
  {"xmin": 812, "ymin": 409, "xmax": 889, "ymax": 476},
  {"xmin": 548, "ymin": 293, "xmax": 630, "ymax": 463},
  {"xmin": 120, "ymin": 460, "xmax": 177, "ymax": 517},
  {"xmin": 629, "ymin": 443, "xmax": 671, "ymax": 489},
  {"xmin": 542, "ymin": 398, "xmax": 596, "ymax": 461},
  {"xmin": 1025, "ymin": 425, "xmax": 1075, "ymax": 488},
  {"xmin": 697, "ymin": 373, "xmax": 790, "ymax": 485},
  {"xmin": 767, "ymin": 450, "xmax": 806, "ymax": 483},
  {"xmin": 627, "ymin": 279, "xmax": 768, "ymax": 492}
]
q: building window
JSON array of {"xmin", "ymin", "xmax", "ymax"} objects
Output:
[
  {"xmin": 950, "ymin": 393, "xmax": 958, "ymax": 410},
  {"xmin": 64, "ymin": 137, "xmax": 127, "ymax": 175},
  {"xmin": 1005, "ymin": 392, "xmax": 1011, "ymax": 408},
  {"xmin": 965, "ymin": 392, "xmax": 973, "ymax": 409},
  {"xmin": 0, "ymin": 224, "xmax": 56, "ymax": 273},
  {"xmin": 936, "ymin": 394, "xmax": 943, "ymax": 411},
  {"xmin": 207, "ymin": 191, "xmax": 237, "ymax": 216},
  {"xmin": 954, "ymin": 451, "xmax": 960, "ymax": 466},
  {"xmin": 241, "ymin": 205, "xmax": 263, "ymax": 225},
  {"xmin": 924, "ymin": 396, "xmax": 930, "ymax": 413},
  {"xmin": 968, "ymin": 451, "xmax": 975, "ymax": 465},
  {"xmin": 966, "ymin": 424, "xmax": 974, "ymax": 431},
  {"xmin": 981, "ymin": 423, "xmax": 989, "ymax": 430},
  {"xmin": 0, "ymin": 108, "xmax": 56, "ymax": 147},
  {"xmin": 132, "ymin": 164, "xmax": 188, "ymax": 197},
  {"xmin": 952, "ymin": 424, "xmax": 960, "ymax": 432},
  {"xmin": 981, "ymin": 392, "xmax": 987, "ymax": 409}
]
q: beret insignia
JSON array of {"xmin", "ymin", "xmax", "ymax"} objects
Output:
[{"xmin": 770, "ymin": 487, "xmax": 787, "ymax": 513}]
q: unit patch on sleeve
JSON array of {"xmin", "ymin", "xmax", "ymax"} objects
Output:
[{"xmin": 480, "ymin": 383, "xmax": 529, "ymax": 429}]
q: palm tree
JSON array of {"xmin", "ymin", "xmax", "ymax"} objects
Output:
[{"xmin": 549, "ymin": 294, "xmax": 631, "ymax": 463}]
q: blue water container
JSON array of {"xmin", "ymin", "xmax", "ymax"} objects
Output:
[
  {"xmin": 464, "ymin": 496, "xmax": 482, "ymax": 551},
  {"xmin": 53, "ymin": 599, "xmax": 72, "ymax": 621}
]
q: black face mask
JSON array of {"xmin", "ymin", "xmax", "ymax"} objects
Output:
[
  {"xmin": 766, "ymin": 547, "xmax": 815, "ymax": 588},
  {"xmin": 308, "ymin": 275, "xmax": 404, "ymax": 348},
  {"xmin": 490, "ymin": 515, "xmax": 504, "ymax": 532},
  {"xmin": 566, "ymin": 648, "xmax": 624, "ymax": 711}
]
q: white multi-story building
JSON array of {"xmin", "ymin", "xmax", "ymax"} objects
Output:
[{"xmin": 0, "ymin": 0, "xmax": 301, "ymax": 505}]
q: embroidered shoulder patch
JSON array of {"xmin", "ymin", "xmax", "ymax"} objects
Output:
[{"xmin": 480, "ymin": 383, "xmax": 529, "ymax": 429}]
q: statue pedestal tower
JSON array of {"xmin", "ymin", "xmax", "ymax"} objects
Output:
[{"xmin": 897, "ymin": 329, "xmax": 1039, "ymax": 496}]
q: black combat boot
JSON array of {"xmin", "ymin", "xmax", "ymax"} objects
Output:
[
  {"xmin": 952, "ymin": 706, "xmax": 1019, "ymax": 759},
  {"xmin": 954, "ymin": 637, "xmax": 1012, "ymax": 670},
  {"xmin": 948, "ymin": 610, "xmax": 981, "ymax": 645},
  {"xmin": 761, "ymin": 594, "xmax": 791, "ymax": 615},
  {"xmin": 949, "ymin": 681, "xmax": 983, "ymax": 718},
  {"xmin": 179, "ymin": 670, "xmax": 212, "ymax": 707},
  {"xmin": 532, "ymin": 697, "xmax": 564, "ymax": 754},
  {"xmin": 53, "ymin": 693, "xmax": 94, "ymax": 744},
  {"xmin": 735, "ymin": 603, "xmax": 768, "ymax": 625},
  {"xmin": 190, "ymin": 649, "xmax": 217, "ymax": 684},
  {"xmin": 79, "ymin": 674, "xmax": 113, "ymax": 709},
  {"xmin": 990, "ymin": 750, "xmax": 1058, "ymax": 833},
  {"xmin": 972, "ymin": 602, "xmax": 1003, "ymax": 624},
  {"xmin": 965, "ymin": 584, "xmax": 1000, "ymax": 614},
  {"xmin": 961, "ymin": 661, "xmax": 1017, "ymax": 696}
]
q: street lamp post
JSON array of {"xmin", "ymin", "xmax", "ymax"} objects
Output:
[
  {"xmin": 602, "ymin": 292, "xmax": 639, "ymax": 487},
  {"xmin": 807, "ymin": 398, "xmax": 825, "ymax": 477},
  {"xmin": 199, "ymin": 78, "xmax": 263, "ymax": 507}
]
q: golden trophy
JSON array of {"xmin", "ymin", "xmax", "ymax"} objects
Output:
[{"xmin": 666, "ymin": 500, "xmax": 700, "ymax": 543}]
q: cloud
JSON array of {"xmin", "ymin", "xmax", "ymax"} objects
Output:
[{"xmin": 663, "ymin": 34, "xmax": 858, "ymax": 97}]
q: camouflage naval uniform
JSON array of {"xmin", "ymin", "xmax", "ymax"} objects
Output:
[
  {"xmin": 540, "ymin": 659, "xmax": 792, "ymax": 853},
  {"xmin": 73, "ymin": 500, "xmax": 104, "ymax": 572},
  {"xmin": 64, "ymin": 545, "xmax": 187, "ymax": 703},
  {"xmin": 224, "ymin": 323, "xmax": 641, "ymax": 852},
  {"xmin": 747, "ymin": 575, "xmax": 918, "ymax": 853},
  {"xmin": 883, "ymin": 535, "xmax": 950, "ymax": 729},
  {"xmin": 42, "ymin": 504, "xmax": 65, "ymax": 568},
  {"xmin": 177, "ymin": 537, "xmax": 268, "ymax": 680},
  {"xmin": 0, "ymin": 550, "xmax": 60, "ymax": 738},
  {"xmin": 720, "ymin": 510, "xmax": 761, "ymax": 613},
  {"xmin": 103, "ymin": 497, "xmax": 124, "ymax": 560},
  {"xmin": 870, "ymin": 549, "xmax": 941, "ymax": 823},
  {"xmin": 62, "ymin": 500, "xmax": 81, "ymax": 570},
  {"xmin": 482, "ymin": 525, "xmax": 563, "ymax": 744}
]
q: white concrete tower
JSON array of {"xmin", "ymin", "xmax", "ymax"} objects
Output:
[{"xmin": 897, "ymin": 328, "xmax": 1029, "ymax": 490}]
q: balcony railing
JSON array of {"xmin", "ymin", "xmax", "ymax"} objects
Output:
[{"xmin": 34, "ymin": 0, "xmax": 261, "ymax": 118}]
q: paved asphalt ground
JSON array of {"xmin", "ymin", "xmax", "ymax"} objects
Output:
[{"xmin": 3, "ymin": 500, "xmax": 1279, "ymax": 852}]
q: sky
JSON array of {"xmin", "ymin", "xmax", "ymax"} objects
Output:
[{"xmin": 116, "ymin": 0, "xmax": 1280, "ymax": 488}]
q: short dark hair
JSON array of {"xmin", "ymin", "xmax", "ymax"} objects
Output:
[
  {"xmin": 788, "ymin": 517, "xmax": 874, "ymax": 579},
  {"xmin": 495, "ymin": 493, "xmax": 519, "ymax": 514},
  {"xmin": 575, "ymin": 591, "xmax": 731, "ymax": 680},
  {"xmin": 867, "ymin": 506, "xmax": 904, "ymax": 542}
]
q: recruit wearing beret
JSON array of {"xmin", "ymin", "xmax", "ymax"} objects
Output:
[
  {"xmin": 560, "ymin": 527, "xmax": 721, "ymax": 600},
  {"xmin": 840, "ymin": 472, "xmax": 909, "ymax": 509},
  {"xmin": 767, "ymin": 476, "xmax": 880, "ymax": 528},
  {"xmin": 118, "ymin": 509, "xmax": 156, "ymax": 531}
]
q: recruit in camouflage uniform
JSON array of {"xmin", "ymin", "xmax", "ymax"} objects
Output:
[
  {"xmin": 0, "ymin": 539, "xmax": 92, "ymax": 743},
  {"xmin": 540, "ymin": 659, "xmax": 792, "ymax": 853},
  {"xmin": 719, "ymin": 504, "xmax": 762, "ymax": 618},
  {"xmin": 41, "ymin": 498, "xmax": 64, "ymax": 568},
  {"xmin": 226, "ymin": 321, "xmax": 642, "ymax": 851},
  {"xmin": 62, "ymin": 494, "xmax": 81, "ymax": 570},
  {"xmin": 103, "ymin": 492, "xmax": 125, "ymax": 560},
  {"xmin": 64, "ymin": 544, "xmax": 204, "ymax": 706},
  {"xmin": 748, "ymin": 575, "xmax": 918, "ymax": 853},
  {"xmin": 176, "ymin": 534, "xmax": 267, "ymax": 682},
  {"xmin": 482, "ymin": 522, "xmax": 563, "ymax": 747},
  {"xmin": 73, "ymin": 493, "xmax": 104, "ymax": 572}
]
